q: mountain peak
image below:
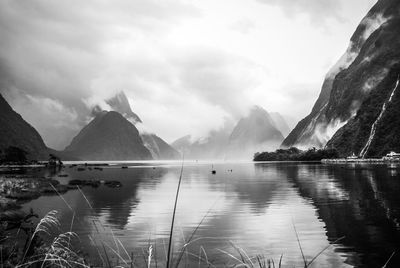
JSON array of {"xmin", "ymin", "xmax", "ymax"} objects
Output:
[
  {"xmin": 65, "ymin": 110, "xmax": 152, "ymax": 160},
  {"xmin": 106, "ymin": 91, "xmax": 142, "ymax": 123}
]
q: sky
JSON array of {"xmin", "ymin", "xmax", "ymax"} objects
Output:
[{"xmin": 0, "ymin": 0, "xmax": 377, "ymax": 149}]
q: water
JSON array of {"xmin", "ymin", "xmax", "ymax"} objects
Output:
[{"xmin": 6, "ymin": 161, "xmax": 400, "ymax": 267}]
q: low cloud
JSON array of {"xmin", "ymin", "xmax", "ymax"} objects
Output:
[
  {"xmin": 0, "ymin": 0, "xmax": 378, "ymax": 148},
  {"xmin": 3, "ymin": 89, "xmax": 80, "ymax": 149},
  {"xmin": 230, "ymin": 19, "xmax": 256, "ymax": 34},
  {"xmin": 256, "ymin": 0, "xmax": 342, "ymax": 23},
  {"xmin": 170, "ymin": 48, "xmax": 265, "ymax": 119}
]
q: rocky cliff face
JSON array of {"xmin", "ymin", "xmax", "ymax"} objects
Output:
[
  {"xmin": 64, "ymin": 111, "xmax": 152, "ymax": 160},
  {"xmin": 0, "ymin": 94, "xmax": 49, "ymax": 160},
  {"xmin": 282, "ymin": 0, "xmax": 400, "ymax": 151}
]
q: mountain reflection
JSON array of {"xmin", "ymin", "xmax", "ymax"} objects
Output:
[
  {"xmin": 275, "ymin": 163, "xmax": 400, "ymax": 267},
  {"xmin": 15, "ymin": 162, "xmax": 400, "ymax": 267}
]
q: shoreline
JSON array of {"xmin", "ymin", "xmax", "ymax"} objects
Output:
[{"xmin": 321, "ymin": 158, "xmax": 400, "ymax": 163}]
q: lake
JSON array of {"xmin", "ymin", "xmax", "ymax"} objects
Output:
[{"xmin": 8, "ymin": 161, "xmax": 400, "ymax": 267}]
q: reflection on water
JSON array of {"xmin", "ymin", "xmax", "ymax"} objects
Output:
[{"xmin": 12, "ymin": 162, "xmax": 400, "ymax": 267}]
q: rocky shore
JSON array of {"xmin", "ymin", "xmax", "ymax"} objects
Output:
[{"xmin": 0, "ymin": 168, "xmax": 122, "ymax": 212}]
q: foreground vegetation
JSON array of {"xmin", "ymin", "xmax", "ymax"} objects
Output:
[
  {"xmin": 0, "ymin": 162, "xmax": 395, "ymax": 267},
  {"xmin": 253, "ymin": 147, "xmax": 339, "ymax": 161}
]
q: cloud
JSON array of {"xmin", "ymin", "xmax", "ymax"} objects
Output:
[
  {"xmin": 3, "ymin": 89, "xmax": 80, "ymax": 149},
  {"xmin": 0, "ymin": 0, "xmax": 201, "ymax": 149},
  {"xmin": 256, "ymin": 0, "xmax": 343, "ymax": 23},
  {"xmin": 0, "ymin": 0, "xmax": 378, "ymax": 147},
  {"xmin": 169, "ymin": 47, "xmax": 266, "ymax": 118},
  {"xmin": 230, "ymin": 19, "xmax": 256, "ymax": 34}
]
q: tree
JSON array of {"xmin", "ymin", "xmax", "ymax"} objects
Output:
[{"xmin": 2, "ymin": 146, "xmax": 28, "ymax": 163}]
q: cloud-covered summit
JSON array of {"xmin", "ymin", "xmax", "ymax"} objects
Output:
[{"xmin": 0, "ymin": 0, "xmax": 377, "ymax": 149}]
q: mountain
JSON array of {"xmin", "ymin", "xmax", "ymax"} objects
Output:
[
  {"xmin": 171, "ymin": 135, "xmax": 192, "ymax": 155},
  {"xmin": 171, "ymin": 120, "xmax": 234, "ymax": 159},
  {"xmin": 141, "ymin": 134, "xmax": 181, "ymax": 160},
  {"xmin": 171, "ymin": 107, "xmax": 283, "ymax": 159},
  {"xmin": 270, "ymin": 112, "xmax": 291, "ymax": 137},
  {"xmin": 64, "ymin": 111, "xmax": 152, "ymax": 160},
  {"xmin": 227, "ymin": 106, "xmax": 284, "ymax": 158},
  {"xmin": 0, "ymin": 94, "xmax": 49, "ymax": 160},
  {"xmin": 103, "ymin": 91, "xmax": 180, "ymax": 159},
  {"xmin": 282, "ymin": 0, "xmax": 400, "ymax": 151},
  {"xmin": 106, "ymin": 91, "xmax": 142, "ymax": 123}
]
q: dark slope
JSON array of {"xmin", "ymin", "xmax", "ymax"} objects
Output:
[
  {"xmin": 282, "ymin": 0, "xmax": 400, "ymax": 149},
  {"xmin": 327, "ymin": 66, "xmax": 400, "ymax": 157},
  {"xmin": 65, "ymin": 111, "xmax": 152, "ymax": 160},
  {"xmin": 105, "ymin": 91, "xmax": 179, "ymax": 159},
  {"xmin": 0, "ymin": 94, "xmax": 48, "ymax": 160}
]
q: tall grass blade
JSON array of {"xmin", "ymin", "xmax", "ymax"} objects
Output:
[
  {"xmin": 101, "ymin": 242, "xmax": 112, "ymax": 268},
  {"xmin": 50, "ymin": 183, "xmax": 73, "ymax": 211},
  {"xmin": 292, "ymin": 219, "xmax": 307, "ymax": 268},
  {"xmin": 89, "ymin": 235, "xmax": 105, "ymax": 267},
  {"xmin": 21, "ymin": 210, "xmax": 59, "ymax": 263},
  {"xmin": 166, "ymin": 156, "xmax": 185, "ymax": 268},
  {"xmin": 382, "ymin": 251, "xmax": 395, "ymax": 268},
  {"xmin": 307, "ymin": 236, "xmax": 345, "ymax": 267},
  {"xmin": 148, "ymin": 245, "xmax": 153, "ymax": 268}
]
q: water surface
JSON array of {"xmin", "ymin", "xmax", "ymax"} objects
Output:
[{"xmin": 11, "ymin": 161, "xmax": 400, "ymax": 267}]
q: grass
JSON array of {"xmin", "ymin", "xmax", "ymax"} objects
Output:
[{"xmin": 0, "ymin": 162, "xmax": 397, "ymax": 268}]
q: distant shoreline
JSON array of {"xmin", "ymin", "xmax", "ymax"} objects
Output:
[{"xmin": 321, "ymin": 158, "xmax": 400, "ymax": 163}]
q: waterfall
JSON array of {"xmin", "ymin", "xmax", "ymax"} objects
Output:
[{"xmin": 359, "ymin": 76, "xmax": 400, "ymax": 158}]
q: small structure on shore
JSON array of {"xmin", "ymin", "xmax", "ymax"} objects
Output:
[
  {"xmin": 383, "ymin": 151, "xmax": 400, "ymax": 160},
  {"xmin": 47, "ymin": 154, "xmax": 63, "ymax": 167},
  {"xmin": 347, "ymin": 153, "xmax": 359, "ymax": 160}
]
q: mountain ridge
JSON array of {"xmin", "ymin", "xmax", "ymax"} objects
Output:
[
  {"xmin": 282, "ymin": 0, "xmax": 400, "ymax": 151},
  {"xmin": 0, "ymin": 94, "xmax": 49, "ymax": 160}
]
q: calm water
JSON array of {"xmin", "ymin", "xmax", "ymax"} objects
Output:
[{"xmin": 9, "ymin": 161, "xmax": 400, "ymax": 267}]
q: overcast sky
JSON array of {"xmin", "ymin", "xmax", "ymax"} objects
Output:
[{"xmin": 0, "ymin": 0, "xmax": 377, "ymax": 149}]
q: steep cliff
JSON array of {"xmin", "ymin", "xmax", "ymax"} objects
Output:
[
  {"xmin": 0, "ymin": 94, "xmax": 48, "ymax": 160},
  {"xmin": 282, "ymin": 0, "xmax": 400, "ymax": 151}
]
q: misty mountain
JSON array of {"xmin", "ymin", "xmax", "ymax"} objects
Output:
[
  {"xmin": 103, "ymin": 91, "xmax": 180, "ymax": 159},
  {"xmin": 172, "ymin": 106, "xmax": 284, "ymax": 159},
  {"xmin": 141, "ymin": 134, "xmax": 181, "ymax": 160},
  {"xmin": 270, "ymin": 112, "xmax": 291, "ymax": 137},
  {"xmin": 171, "ymin": 120, "xmax": 234, "ymax": 159},
  {"xmin": 0, "ymin": 94, "xmax": 49, "ymax": 160},
  {"xmin": 171, "ymin": 135, "xmax": 192, "ymax": 155},
  {"xmin": 282, "ymin": 0, "xmax": 400, "ymax": 151},
  {"xmin": 64, "ymin": 111, "xmax": 152, "ymax": 160},
  {"xmin": 227, "ymin": 106, "xmax": 284, "ymax": 158},
  {"xmin": 106, "ymin": 91, "xmax": 142, "ymax": 123}
]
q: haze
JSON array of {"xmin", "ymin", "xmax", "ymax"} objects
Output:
[{"xmin": 0, "ymin": 0, "xmax": 376, "ymax": 149}]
